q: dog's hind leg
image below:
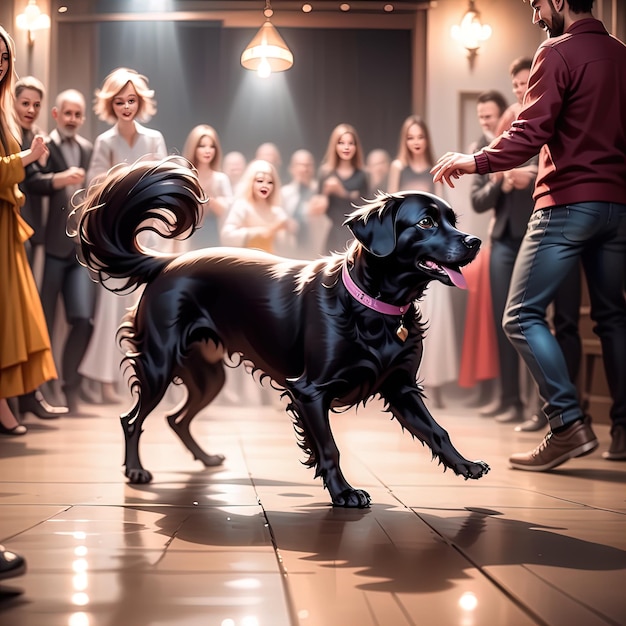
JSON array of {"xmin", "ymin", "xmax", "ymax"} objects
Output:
[
  {"xmin": 382, "ymin": 383, "xmax": 490, "ymax": 480},
  {"xmin": 288, "ymin": 396, "xmax": 371, "ymax": 508},
  {"xmin": 166, "ymin": 353, "xmax": 226, "ymax": 468},
  {"xmin": 121, "ymin": 334, "xmax": 179, "ymax": 483}
]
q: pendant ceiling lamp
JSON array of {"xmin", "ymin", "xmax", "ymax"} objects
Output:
[{"xmin": 241, "ymin": 1, "xmax": 294, "ymax": 78}]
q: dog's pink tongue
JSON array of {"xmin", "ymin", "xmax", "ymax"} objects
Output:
[{"xmin": 443, "ymin": 266, "xmax": 468, "ymax": 290}]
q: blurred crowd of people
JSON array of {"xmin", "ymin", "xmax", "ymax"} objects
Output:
[
  {"xmin": 2, "ymin": 55, "xmax": 473, "ymax": 425},
  {"xmin": 0, "ymin": 41, "xmax": 588, "ymax": 436}
]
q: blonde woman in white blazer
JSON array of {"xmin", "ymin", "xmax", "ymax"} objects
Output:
[{"xmin": 80, "ymin": 68, "xmax": 167, "ymax": 403}]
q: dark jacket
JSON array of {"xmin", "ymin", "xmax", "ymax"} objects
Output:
[
  {"xmin": 23, "ymin": 129, "xmax": 93, "ymax": 259},
  {"xmin": 19, "ymin": 126, "xmax": 46, "ymax": 246}
]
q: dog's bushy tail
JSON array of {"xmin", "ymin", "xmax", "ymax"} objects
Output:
[{"xmin": 73, "ymin": 156, "xmax": 204, "ymax": 292}]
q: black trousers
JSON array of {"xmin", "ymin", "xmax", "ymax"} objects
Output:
[{"xmin": 40, "ymin": 254, "xmax": 97, "ymax": 389}]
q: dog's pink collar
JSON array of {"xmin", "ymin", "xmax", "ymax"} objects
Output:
[{"xmin": 341, "ymin": 263, "xmax": 411, "ymax": 316}]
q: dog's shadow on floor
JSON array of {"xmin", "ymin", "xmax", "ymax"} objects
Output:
[{"xmin": 121, "ymin": 473, "xmax": 626, "ymax": 598}]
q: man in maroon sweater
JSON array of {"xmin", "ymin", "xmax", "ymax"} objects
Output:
[{"xmin": 432, "ymin": 0, "xmax": 626, "ymax": 470}]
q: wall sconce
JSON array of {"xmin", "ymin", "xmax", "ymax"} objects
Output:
[
  {"xmin": 16, "ymin": 0, "xmax": 51, "ymax": 45},
  {"xmin": 451, "ymin": 0, "xmax": 492, "ymax": 68},
  {"xmin": 241, "ymin": 0, "xmax": 294, "ymax": 78}
]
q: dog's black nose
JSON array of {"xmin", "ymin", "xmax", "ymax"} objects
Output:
[{"xmin": 463, "ymin": 235, "xmax": 481, "ymax": 249}]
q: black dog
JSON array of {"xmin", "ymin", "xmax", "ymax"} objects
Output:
[{"xmin": 75, "ymin": 157, "xmax": 489, "ymax": 507}]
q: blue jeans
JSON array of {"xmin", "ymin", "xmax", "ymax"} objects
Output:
[
  {"xmin": 503, "ymin": 203, "xmax": 626, "ymax": 431},
  {"xmin": 491, "ymin": 237, "xmax": 581, "ymax": 410}
]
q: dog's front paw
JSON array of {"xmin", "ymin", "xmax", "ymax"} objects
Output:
[
  {"xmin": 126, "ymin": 468, "xmax": 153, "ymax": 484},
  {"xmin": 332, "ymin": 488, "xmax": 371, "ymax": 508},
  {"xmin": 463, "ymin": 461, "xmax": 490, "ymax": 480}
]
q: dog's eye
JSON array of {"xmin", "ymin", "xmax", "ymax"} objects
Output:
[{"xmin": 418, "ymin": 216, "xmax": 437, "ymax": 229}]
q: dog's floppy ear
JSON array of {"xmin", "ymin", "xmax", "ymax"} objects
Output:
[{"xmin": 346, "ymin": 197, "xmax": 399, "ymax": 257}]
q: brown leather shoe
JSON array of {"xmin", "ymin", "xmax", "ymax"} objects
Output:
[
  {"xmin": 602, "ymin": 425, "xmax": 626, "ymax": 460},
  {"xmin": 509, "ymin": 418, "xmax": 598, "ymax": 471}
]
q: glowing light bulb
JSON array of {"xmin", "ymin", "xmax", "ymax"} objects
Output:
[
  {"xmin": 257, "ymin": 57, "xmax": 272, "ymax": 78},
  {"xmin": 451, "ymin": 8, "xmax": 491, "ymax": 53}
]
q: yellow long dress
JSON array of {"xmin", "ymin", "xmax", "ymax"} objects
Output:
[{"xmin": 0, "ymin": 134, "xmax": 57, "ymax": 398}]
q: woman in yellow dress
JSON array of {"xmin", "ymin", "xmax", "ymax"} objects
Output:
[{"xmin": 0, "ymin": 25, "xmax": 57, "ymax": 436}]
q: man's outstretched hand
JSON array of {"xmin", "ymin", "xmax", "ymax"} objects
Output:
[{"xmin": 431, "ymin": 152, "xmax": 477, "ymax": 188}]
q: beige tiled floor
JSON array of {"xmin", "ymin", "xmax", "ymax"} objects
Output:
[{"xmin": 1, "ymin": 392, "xmax": 625, "ymax": 626}]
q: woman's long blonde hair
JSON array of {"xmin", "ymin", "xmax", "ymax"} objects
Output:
[
  {"xmin": 182, "ymin": 124, "xmax": 223, "ymax": 171},
  {"xmin": 394, "ymin": 115, "xmax": 435, "ymax": 167},
  {"xmin": 0, "ymin": 26, "xmax": 21, "ymax": 145},
  {"xmin": 319, "ymin": 123, "xmax": 364, "ymax": 175}
]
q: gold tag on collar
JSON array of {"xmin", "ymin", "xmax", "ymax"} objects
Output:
[{"xmin": 396, "ymin": 323, "xmax": 408, "ymax": 342}]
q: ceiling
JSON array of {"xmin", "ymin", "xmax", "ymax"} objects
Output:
[{"xmin": 173, "ymin": 1, "xmax": 434, "ymax": 12}]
